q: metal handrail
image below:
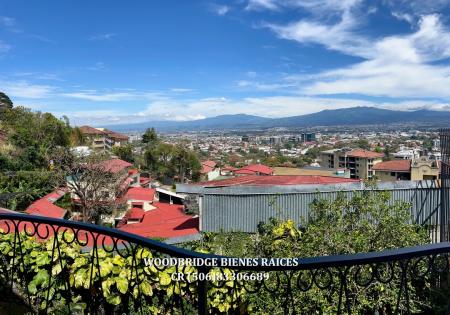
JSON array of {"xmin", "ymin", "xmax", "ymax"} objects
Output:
[{"xmin": 0, "ymin": 212, "xmax": 449, "ymax": 271}]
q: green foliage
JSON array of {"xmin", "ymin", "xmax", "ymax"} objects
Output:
[
  {"xmin": 194, "ymin": 189, "xmax": 431, "ymax": 313},
  {"xmin": 0, "ymin": 92, "xmax": 13, "ymax": 113},
  {"xmin": 0, "ymin": 170, "xmax": 56, "ymax": 210},
  {"xmin": 144, "ymin": 142, "xmax": 201, "ymax": 183},
  {"xmin": 0, "ymin": 231, "xmax": 243, "ymax": 314},
  {"xmin": 2, "ymin": 106, "xmax": 71, "ymax": 150},
  {"xmin": 112, "ymin": 144, "xmax": 134, "ymax": 163},
  {"xmin": 142, "ymin": 127, "xmax": 159, "ymax": 147}
]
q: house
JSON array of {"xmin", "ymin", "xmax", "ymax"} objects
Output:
[
  {"xmin": 123, "ymin": 187, "xmax": 157, "ymax": 211},
  {"xmin": 373, "ymin": 157, "xmax": 440, "ymax": 181},
  {"xmin": 118, "ymin": 202, "xmax": 199, "ymax": 240},
  {"xmin": 79, "ymin": 126, "xmax": 113, "ymax": 150},
  {"xmin": 79, "ymin": 126, "xmax": 129, "ymax": 150},
  {"xmin": 25, "ymin": 188, "xmax": 68, "ymax": 219},
  {"xmin": 320, "ymin": 148, "xmax": 384, "ymax": 180},
  {"xmin": 200, "ymin": 160, "xmax": 220, "ymax": 181},
  {"xmin": 234, "ymin": 164, "xmax": 274, "ymax": 176},
  {"xmin": 372, "ymin": 160, "xmax": 412, "ymax": 181}
]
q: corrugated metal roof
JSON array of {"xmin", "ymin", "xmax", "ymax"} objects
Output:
[{"xmin": 197, "ymin": 180, "xmax": 444, "ymax": 233}]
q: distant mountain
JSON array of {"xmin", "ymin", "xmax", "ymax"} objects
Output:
[
  {"xmin": 109, "ymin": 114, "xmax": 272, "ymax": 132},
  {"xmin": 106, "ymin": 107, "xmax": 450, "ymax": 132},
  {"xmin": 271, "ymin": 107, "xmax": 450, "ymax": 127}
]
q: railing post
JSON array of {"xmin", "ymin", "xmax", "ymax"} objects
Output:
[
  {"xmin": 197, "ymin": 266, "xmax": 209, "ymax": 315},
  {"xmin": 440, "ymin": 128, "xmax": 450, "ymax": 242}
]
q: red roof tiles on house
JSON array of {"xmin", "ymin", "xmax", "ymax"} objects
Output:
[
  {"xmin": 79, "ymin": 125, "xmax": 108, "ymax": 135},
  {"xmin": 194, "ymin": 175, "xmax": 359, "ymax": 187},
  {"xmin": 118, "ymin": 202, "xmax": 199, "ymax": 239},
  {"xmin": 124, "ymin": 187, "xmax": 156, "ymax": 202},
  {"xmin": 128, "ymin": 207, "xmax": 145, "ymax": 221},
  {"xmin": 348, "ymin": 149, "xmax": 384, "ymax": 159},
  {"xmin": 236, "ymin": 164, "xmax": 274, "ymax": 175},
  {"xmin": 234, "ymin": 169, "xmax": 257, "ymax": 175},
  {"xmin": 98, "ymin": 159, "xmax": 132, "ymax": 173},
  {"xmin": 201, "ymin": 160, "xmax": 217, "ymax": 174},
  {"xmin": 26, "ymin": 200, "xmax": 66, "ymax": 219},
  {"xmin": 373, "ymin": 160, "xmax": 411, "ymax": 172}
]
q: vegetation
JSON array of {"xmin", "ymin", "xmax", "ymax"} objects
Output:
[
  {"xmin": 142, "ymin": 130, "xmax": 201, "ymax": 183},
  {"xmin": 194, "ymin": 189, "xmax": 431, "ymax": 313},
  {"xmin": 112, "ymin": 144, "xmax": 134, "ymax": 163},
  {"xmin": 0, "ymin": 104, "xmax": 72, "ymax": 210}
]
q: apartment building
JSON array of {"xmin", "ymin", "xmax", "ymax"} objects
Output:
[
  {"xmin": 79, "ymin": 126, "xmax": 129, "ymax": 150},
  {"xmin": 320, "ymin": 148, "xmax": 384, "ymax": 180}
]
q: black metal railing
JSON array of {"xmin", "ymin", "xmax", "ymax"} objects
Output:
[
  {"xmin": 0, "ymin": 213, "xmax": 449, "ymax": 314},
  {"xmin": 441, "ymin": 128, "xmax": 450, "ymax": 243}
]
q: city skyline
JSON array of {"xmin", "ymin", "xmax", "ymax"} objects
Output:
[{"xmin": 1, "ymin": 0, "xmax": 450, "ymax": 125}]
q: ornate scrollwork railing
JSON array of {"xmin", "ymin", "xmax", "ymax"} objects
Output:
[{"xmin": 0, "ymin": 213, "xmax": 449, "ymax": 314}]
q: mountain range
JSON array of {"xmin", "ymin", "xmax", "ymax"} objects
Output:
[{"xmin": 107, "ymin": 107, "xmax": 450, "ymax": 132}]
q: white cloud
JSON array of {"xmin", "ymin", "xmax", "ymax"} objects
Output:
[
  {"xmin": 89, "ymin": 33, "xmax": 117, "ymax": 41},
  {"xmin": 61, "ymin": 94, "xmax": 450, "ymax": 125},
  {"xmin": 210, "ymin": 4, "xmax": 230, "ymax": 16},
  {"xmin": 236, "ymin": 79, "xmax": 296, "ymax": 91},
  {"xmin": 62, "ymin": 91, "xmax": 138, "ymax": 102},
  {"xmin": 246, "ymin": 0, "xmax": 279, "ymax": 11},
  {"xmin": 1, "ymin": 81, "xmax": 55, "ymax": 99},
  {"xmin": 170, "ymin": 88, "xmax": 194, "ymax": 93},
  {"xmin": 391, "ymin": 11, "xmax": 414, "ymax": 24},
  {"xmin": 257, "ymin": 1, "xmax": 450, "ymax": 101}
]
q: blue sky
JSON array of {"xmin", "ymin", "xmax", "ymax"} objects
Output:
[{"xmin": 1, "ymin": 0, "xmax": 450, "ymax": 125}]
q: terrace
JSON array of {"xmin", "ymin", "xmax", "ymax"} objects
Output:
[{"xmin": 0, "ymin": 129, "xmax": 448, "ymax": 314}]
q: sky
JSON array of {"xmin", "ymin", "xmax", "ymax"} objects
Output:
[{"xmin": 1, "ymin": 0, "xmax": 450, "ymax": 126}]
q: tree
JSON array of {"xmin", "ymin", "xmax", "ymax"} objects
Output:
[
  {"xmin": 144, "ymin": 143, "xmax": 201, "ymax": 183},
  {"xmin": 142, "ymin": 127, "xmax": 158, "ymax": 147},
  {"xmin": 197, "ymin": 188, "xmax": 430, "ymax": 313},
  {"xmin": 70, "ymin": 127, "xmax": 86, "ymax": 146},
  {"xmin": 64, "ymin": 153, "xmax": 126, "ymax": 224},
  {"xmin": 0, "ymin": 91, "xmax": 13, "ymax": 112},
  {"xmin": 112, "ymin": 144, "xmax": 134, "ymax": 163}
]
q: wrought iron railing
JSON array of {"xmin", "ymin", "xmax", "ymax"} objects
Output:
[
  {"xmin": 441, "ymin": 128, "xmax": 450, "ymax": 243},
  {"xmin": 0, "ymin": 213, "xmax": 449, "ymax": 314}
]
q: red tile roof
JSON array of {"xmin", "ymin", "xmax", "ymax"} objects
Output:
[
  {"xmin": 124, "ymin": 187, "xmax": 155, "ymax": 202},
  {"xmin": 234, "ymin": 169, "xmax": 257, "ymax": 175},
  {"xmin": 118, "ymin": 202, "xmax": 199, "ymax": 239},
  {"xmin": 128, "ymin": 169, "xmax": 139, "ymax": 175},
  {"xmin": 373, "ymin": 160, "xmax": 411, "ymax": 172},
  {"xmin": 201, "ymin": 160, "xmax": 217, "ymax": 174},
  {"xmin": 221, "ymin": 166, "xmax": 237, "ymax": 171},
  {"xmin": 26, "ymin": 199, "xmax": 66, "ymax": 219},
  {"xmin": 79, "ymin": 125, "xmax": 107, "ymax": 135},
  {"xmin": 128, "ymin": 207, "xmax": 145, "ymax": 220},
  {"xmin": 239, "ymin": 164, "xmax": 274, "ymax": 175},
  {"xmin": 105, "ymin": 129, "xmax": 129, "ymax": 141},
  {"xmin": 24, "ymin": 189, "xmax": 68, "ymax": 219},
  {"xmin": 98, "ymin": 159, "xmax": 132, "ymax": 173},
  {"xmin": 194, "ymin": 175, "xmax": 359, "ymax": 187},
  {"xmin": 348, "ymin": 149, "xmax": 384, "ymax": 159}
]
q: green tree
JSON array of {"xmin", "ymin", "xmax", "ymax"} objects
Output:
[
  {"xmin": 112, "ymin": 144, "xmax": 134, "ymax": 163},
  {"xmin": 142, "ymin": 127, "xmax": 158, "ymax": 147},
  {"xmin": 0, "ymin": 91, "xmax": 13, "ymax": 113},
  {"xmin": 197, "ymin": 188, "xmax": 430, "ymax": 313}
]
